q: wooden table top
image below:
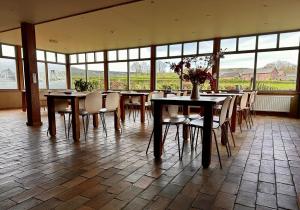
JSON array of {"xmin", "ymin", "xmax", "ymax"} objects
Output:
[
  {"xmin": 44, "ymin": 92, "xmax": 87, "ymax": 98},
  {"xmin": 151, "ymin": 96, "xmax": 225, "ymax": 105},
  {"xmin": 200, "ymin": 93, "xmax": 244, "ymax": 97},
  {"xmin": 120, "ymin": 92, "xmax": 148, "ymax": 96}
]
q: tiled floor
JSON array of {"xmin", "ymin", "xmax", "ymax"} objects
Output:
[{"xmin": 0, "ymin": 110, "xmax": 299, "ymax": 210}]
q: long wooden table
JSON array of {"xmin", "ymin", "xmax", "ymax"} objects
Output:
[
  {"xmin": 151, "ymin": 96, "xmax": 225, "ymax": 168},
  {"xmin": 120, "ymin": 92, "xmax": 148, "ymax": 123}
]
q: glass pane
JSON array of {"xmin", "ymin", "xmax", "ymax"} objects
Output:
[
  {"xmin": 57, "ymin": 53, "xmax": 66, "ymax": 63},
  {"xmin": 70, "ymin": 64, "xmax": 86, "ymax": 89},
  {"xmin": 156, "ymin": 58, "xmax": 181, "ymax": 90},
  {"xmin": 256, "ymin": 50, "xmax": 298, "ymax": 91},
  {"xmin": 140, "ymin": 47, "xmax": 150, "ymax": 58},
  {"xmin": 279, "ymin": 32, "xmax": 300, "ymax": 48},
  {"xmin": 183, "ymin": 42, "xmax": 197, "ymax": 55},
  {"xmin": 238, "ymin": 36, "xmax": 256, "ymax": 51},
  {"xmin": 258, "ymin": 34, "xmax": 277, "ymax": 49},
  {"xmin": 198, "ymin": 40, "xmax": 213, "ymax": 54},
  {"xmin": 156, "ymin": 45, "xmax": 168, "ymax": 57},
  {"xmin": 129, "ymin": 48, "xmax": 139, "ymax": 59},
  {"xmin": 70, "ymin": 54, "xmax": 77, "ymax": 63},
  {"xmin": 221, "ymin": 38, "xmax": 236, "ymax": 51},
  {"xmin": 37, "ymin": 62, "xmax": 47, "ymax": 89},
  {"xmin": 108, "ymin": 62, "xmax": 128, "ymax": 90},
  {"xmin": 129, "ymin": 60, "xmax": 150, "ymax": 90},
  {"xmin": 36, "ymin": 50, "xmax": 45, "ymax": 61},
  {"xmin": 86, "ymin": 52, "xmax": 95, "ymax": 62},
  {"xmin": 78, "ymin": 53, "xmax": 86, "ymax": 63},
  {"xmin": 95, "ymin": 52, "xmax": 104, "ymax": 62},
  {"xmin": 118, "ymin": 49, "xmax": 128, "ymax": 60},
  {"xmin": 108, "ymin": 50, "xmax": 117, "ymax": 61},
  {"xmin": 87, "ymin": 63, "xmax": 104, "ymax": 90},
  {"xmin": 219, "ymin": 53, "xmax": 255, "ymax": 90},
  {"xmin": 48, "ymin": 64, "xmax": 67, "ymax": 89},
  {"xmin": 1, "ymin": 45, "xmax": 15, "ymax": 57},
  {"xmin": 169, "ymin": 44, "xmax": 182, "ymax": 56},
  {"xmin": 0, "ymin": 58, "xmax": 17, "ymax": 89},
  {"xmin": 46, "ymin": 52, "xmax": 56, "ymax": 62}
]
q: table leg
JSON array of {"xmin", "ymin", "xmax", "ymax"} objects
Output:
[
  {"xmin": 47, "ymin": 97, "xmax": 56, "ymax": 137},
  {"xmin": 231, "ymin": 99, "xmax": 237, "ymax": 132},
  {"xmin": 140, "ymin": 95, "xmax": 145, "ymax": 123},
  {"xmin": 120, "ymin": 95, "xmax": 125, "ymax": 122},
  {"xmin": 22, "ymin": 91, "xmax": 27, "ymax": 112},
  {"xmin": 93, "ymin": 114, "xmax": 99, "ymax": 128},
  {"xmin": 183, "ymin": 105, "xmax": 189, "ymax": 141},
  {"xmin": 114, "ymin": 109, "xmax": 120, "ymax": 131},
  {"xmin": 71, "ymin": 97, "xmax": 80, "ymax": 142},
  {"xmin": 153, "ymin": 101, "xmax": 163, "ymax": 160},
  {"xmin": 202, "ymin": 104, "xmax": 213, "ymax": 168}
]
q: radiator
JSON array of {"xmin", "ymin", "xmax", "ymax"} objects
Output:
[{"xmin": 253, "ymin": 95, "xmax": 293, "ymax": 112}]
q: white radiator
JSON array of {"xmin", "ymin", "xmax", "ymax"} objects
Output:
[{"xmin": 253, "ymin": 95, "xmax": 293, "ymax": 112}]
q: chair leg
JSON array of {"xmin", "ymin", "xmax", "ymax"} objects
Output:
[
  {"xmin": 228, "ymin": 122, "xmax": 236, "ymax": 147},
  {"xmin": 195, "ymin": 127, "xmax": 200, "ymax": 148},
  {"xmin": 85, "ymin": 115, "xmax": 90, "ymax": 141},
  {"xmin": 162, "ymin": 124, "xmax": 170, "ymax": 146},
  {"xmin": 100, "ymin": 113, "xmax": 107, "ymax": 137},
  {"xmin": 82, "ymin": 115, "xmax": 86, "ymax": 139},
  {"xmin": 67, "ymin": 113, "xmax": 72, "ymax": 139},
  {"xmin": 146, "ymin": 128, "xmax": 154, "ymax": 154},
  {"xmin": 213, "ymin": 130, "xmax": 222, "ymax": 169},
  {"xmin": 176, "ymin": 125, "xmax": 181, "ymax": 160},
  {"xmin": 63, "ymin": 114, "xmax": 67, "ymax": 139}
]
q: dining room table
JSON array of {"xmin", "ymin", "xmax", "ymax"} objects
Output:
[
  {"xmin": 119, "ymin": 92, "xmax": 149, "ymax": 123},
  {"xmin": 151, "ymin": 95, "xmax": 226, "ymax": 168}
]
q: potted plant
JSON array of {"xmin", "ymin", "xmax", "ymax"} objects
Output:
[{"xmin": 74, "ymin": 79, "xmax": 98, "ymax": 92}]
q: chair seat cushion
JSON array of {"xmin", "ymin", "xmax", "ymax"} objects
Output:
[
  {"xmin": 99, "ymin": 108, "xmax": 115, "ymax": 113},
  {"xmin": 189, "ymin": 119, "xmax": 219, "ymax": 129},
  {"xmin": 163, "ymin": 117, "xmax": 189, "ymax": 125}
]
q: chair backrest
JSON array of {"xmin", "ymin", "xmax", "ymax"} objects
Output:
[
  {"xmin": 166, "ymin": 94, "xmax": 178, "ymax": 118},
  {"xmin": 219, "ymin": 96, "xmax": 231, "ymax": 125},
  {"xmin": 183, "ymin": 91, "xmax": 188, "ymax": 96},
  {"xmin": 176, "ymin": 91, "xmax": 181, "ymax": 96},
  {"xmin": 240, "ymin": 92, "xmax": 249, "ymax": 109},
  {"xmin": 147, "ymin": 92, "xmax": 153, "ymax": 103},
  {"xmin": 227, "ymin": 95, "xmax": 237, "ymax": 119},
  {"xmin": 106, "ymin": 92, "xmax": 120, "ymax": 111},
  {"xmin": 249, "ymin": 91, "xmax": 256, "ymax": 105},
  {"xmin": 54, "ymin": 99, "xmax": 69, "ymax": 112},
  {"xmin": 131, "ymin": 96, "xmax": 140, "ymax": 104},
  {"xmin": 84, "ymin": 91, "xmax": 102, "ymax": 114}
]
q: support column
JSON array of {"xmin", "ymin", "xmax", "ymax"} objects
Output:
[
  {"xmin": 212, "ymin": 38, "xmax": 221, "ymax": 92},
  {"xmin": 66, "ymin": 54, "xmax": 71, "ymax": 89},
  {"xmin": 103, "ymin": 50, "xmax": 109, "ymax": 91},
  {"xmin": 150, "ymin": 45, "xmax": 156, "ymax": 91},
  {"xmin": 21, "ymin": 22, "xmax": 42, "ymax": 126}
]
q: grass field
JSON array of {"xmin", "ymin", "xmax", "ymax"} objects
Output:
[{"xmin": 71, "ymin": 73, "xmax": 296, "ymax": 91}]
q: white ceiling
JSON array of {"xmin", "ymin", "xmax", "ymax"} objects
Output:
[{"xmin": 0, "ymin": 0, "xmax": 300, "ymax": 53}]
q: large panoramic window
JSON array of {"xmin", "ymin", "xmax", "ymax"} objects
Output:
[
  {"xmin": 87, "ymin": 63, "xmax": 104, "ymax": 90},
  {"xmin": 48, "ymin": 63, "xmax": 67, "ymax": 89},
  {"xmin": 108, "ymin": 62, "xmax": 128, "ymax": 90},
  {"xmin": 0, "ymin": 58, "xmax": 18, "ymax": 89},
  {"xmin": 129, "ymin": 60, "xmax": 150, "ymax": 90},
  {"xmin": 156, "ymin": 58, "xmax": 181, "ymax": 90},
  {"xmin": 256, "ymin": 50, "xmax": 298, "ymax": 91},
  {"xmin": 70, "ymin": 64, "xmax": 86, "ymax": 89},
  {"xmin": 219, "ymin": 53, "xmax": 255, "ymax": 90},
  {"xmin": 37, "ymin": 62, "xmax": 47, "ymax": 89}
]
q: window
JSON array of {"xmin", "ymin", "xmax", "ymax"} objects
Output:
[
  {"xmin": 219, "ymin": 53, "xmax": 255, "ymax": 90},
  {"xmin": 238, "ymin": 36, "xmax": 256, "ymax": 51},
  {"xmin": 36, "ymin": 50, "xmax": 45, "ymax": 61},
  {"xmin": 156, "ymin": 58, "xmax": 181, "ymax": 90},
  {"xmin": 87, "ymin": 63, "xmax": 104, "ymax": 90},
  {"xmin": 0, "ymin": 58, "xmax": 17, "ymax": 89},
  {"xmin": 70, "ymin": 54, "xmax": 77, "ymax": 63},
  {"xmin": 198, "ymin": 40, "xmax": 213, "ymax": 54},
  {"xmin": 47, "ymin": 63, "xmax": 66, "ymax": 89},
  {"xmin": 169, "ymin": 44, "xmax": 182, "ymax": 56},
  {"xmin": 129, "ymin": 48, "xmax": 139, "ymax": 59},
  {"xmin": 258, "ymin": 34, "xmax": 277, "ymax": 49},
  {"xmin": 37, "ymin": 62, "xmax": 47, "ymax": 89},
  {"xmin": 279, "ymin": 32, "xmax": 300, "ymax": 48},
  {"xmin": 256, "ymin": 50, "xmax": 298, "ymax": 91},
  {"xmin": 95, "ymin": 52, "xmax": 104, "ymax": 62},
  {"xmin": 183, "ymin": 42, "xmax": 197, "ymax": 55},
  {"xmin": 156, "ymin": 45, "xmax": 168, "ymax": 57},
  {"xmin": 78, "ymin": 53, "xmax": 86, "ymax": 63},
  {"xmin": 1, "ymin": 45, "xmax": 15, "ymax": 57},
  {"xmin": 57, "ymin": 53, "xmax": 66, "ymax": 63},
  {"xmin": 46, "ymin": 52, "xmax": 56, "ymax": 62},
  {"xmin": 140, "ymin": 47, "xmax": 151, "ymax": 58},
  {"xmin": 70, "ymin": 64, "xmax": 86, "ymax": 88},
  {"xmin": 108, "ymin": 50, "xmax": 117, "ymax": 61},
  {"xmin": 86, "ymin": 53, "xmax": 95, "ymax": 63},
  {"xmin": 129, "ymin": 60, "xmax": 150, "ymax": 90},
  {"xmin": 221, "ymin": 38, "xmax": 236, "ymax": 51},
  {"xmin": 118, "ymin": 49, "xmax": 128, "ymax": 60},
  {"xmin": 108, "ymin": 62, "xmax": 128, "ymax": 90}
]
